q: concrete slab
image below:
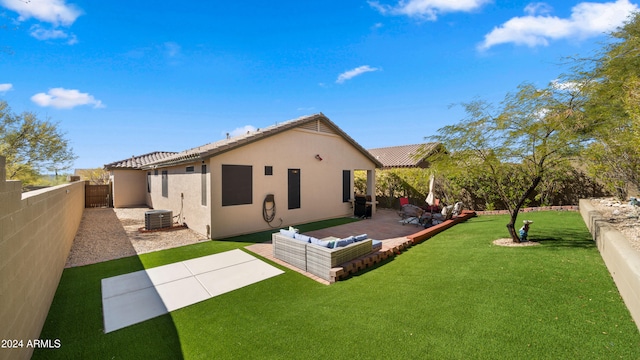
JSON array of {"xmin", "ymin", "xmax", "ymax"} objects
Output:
[
  {"xmin": 146, "ymin": 262, "xmax": 193, "ymax": 285},
  {"xmin": 183, "ymin": 249, "xmax": 255, "ymax": 275},
  {"xmin": 102, "ymin": 249, "xmax": 284, "ymax": 333},
  {"xmin": 155, "ymin": 276, "xmax": 211, "ymax": 312},
  {"xmin": 196, "ymin": 259, "xmax": 284, "ymax": 297},
  {"xmin": 101, "ymin": 271, "xmax": 154, "ymax": 299},
  {"xmin": 103, "ymin": 286, "xmax": 167, "ymax": 333}
]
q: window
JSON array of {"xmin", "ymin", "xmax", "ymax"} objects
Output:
[
  {"xmin": 162, "ymin": 170, "xmax": 168, "ymax": 197},
  {"xmin": 264, "ymin": 166, "xmax": 273, "ymax": 176},
  {"xmin": 147, "ymin": 172, "xmax": 151, "ymax": 193},
  {"xmin": 288, "ymin": 169, "xmax": 300, "ymax": 209},
  {"xmin": 222, "ymin": 165, "xmax": 252, "ymax": 206},
  {"xmin": 201, "ymin": 164, "xmax": 207, "ymax": 206},
  {"xmin": 186, "ymin": 166, "xmax": 195, "ymax": 172},
  {"xmin": 342, "ymin": 170, "xmax": 350, "ymax": 202}
]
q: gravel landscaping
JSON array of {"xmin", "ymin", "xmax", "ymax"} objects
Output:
[
  {"xmin": 589, "ymin": 197, "xmax": 640, "ymax": 253},
  {"xmin": 65, "ymin": 207, "xmax": 208, "ymax": 268}
]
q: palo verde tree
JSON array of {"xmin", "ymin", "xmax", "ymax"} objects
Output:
[
  {"xmin": 0, "ymin": 101, "xmax": 76, "ymax": 184},
  {"xmin": 581, "ymin": 13, "xmax": 640, "ymax": 199},
  {"xmin": 427, "ymin": 82, "xmax": 587, "ymax": 242}
]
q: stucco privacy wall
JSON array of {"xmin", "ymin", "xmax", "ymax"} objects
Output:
[
  {"xmin": 110, "ymin": 169, "xmax": 147, "ymax": 207},
  {"xmin": 579, "ymin": 199, "xmax": 640, "ymax": 332},
  {"xmin": 0, "ymin": 156, "xmax": 84, "ymax": 360}
]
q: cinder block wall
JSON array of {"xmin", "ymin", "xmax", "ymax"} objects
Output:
[
  {"xmin": 0, "ymin": 156, "xmax": 84, "ymax": 360},
  {"xmin": 579, "ymin": 199, "xmax": 640, "ymax": 333}
]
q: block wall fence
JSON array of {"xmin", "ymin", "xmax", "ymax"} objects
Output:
[{"xmin": 0, "ymin": 156, "xmax": 84, "ymax": 360}]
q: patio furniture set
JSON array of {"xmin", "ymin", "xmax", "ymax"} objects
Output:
[{"xmin": 272, "ymin": 228, "xmax": 382, "ymax": 281}]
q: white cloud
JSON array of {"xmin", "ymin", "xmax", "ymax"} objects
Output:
[
  {"xmin": 164, "ymin": 42, "xmax": 181, "ymax": 58},
  {"xmin": 369, "ymin": 0, "xmax": 491, "ymax": 20},
  {"xmin": 524, "ymin": 2, "xmax": 553, "ymax": 16},
  {"xmin": 227, "ymin": 125, "xmax": 257, "ymax": 138},
  {"xmin": 479, "ymin": 0, "xmax": 638, "ymax": 50},
  {"xmin": 0, "ymin": 83, "xmax": 13, "ymax": 93},
  {"xmin": 31, "ymin": 88, "xmax": 105, "ymax": 109},
  {"xmin": 0, "ymin": 0, "xmax": 83, "ymax": 26},
  {"xmin": 551, "ymin": 79, "xmax": 581, "ymax": 92},
  {"xmin": 336, "ymin": 65, "xmax": 381, "ymax": 84},
  {"xmin": 30, "ymin": 24, "xmax": 77, "ymax": 44}
]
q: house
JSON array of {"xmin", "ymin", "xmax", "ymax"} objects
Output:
[
  {"xmin": 105, "ymin": 151, "xmax": 178, "ymax": 208},
  {"xmin": 367, "ymin": 143, "xmax": 443, "ymax": 169},
  {"xmin": 105, "ymin": 113, "xmax": 382, "ymax": 239}
]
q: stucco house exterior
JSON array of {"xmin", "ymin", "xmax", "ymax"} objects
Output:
[
  {"xmin": 105, "ymin": 113, "xmax": 382, "ymax": 239},
  {"xmin": 105, "ymin": 151, "xmax": 177, "ymax": 208}
]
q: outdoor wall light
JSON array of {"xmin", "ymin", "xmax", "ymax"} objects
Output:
[{"xmin": 315, "ymin": 154, "xmax": 323, "ymax": 161}]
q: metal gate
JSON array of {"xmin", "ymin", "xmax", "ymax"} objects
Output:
[{"xmin": 85, "ymin": 183, "xmax": 112, "ymax": 208}]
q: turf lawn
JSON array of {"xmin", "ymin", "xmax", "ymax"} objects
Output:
[{"xmin": 34, "ymin": 212, "xmax": 640, "ymax": 359}]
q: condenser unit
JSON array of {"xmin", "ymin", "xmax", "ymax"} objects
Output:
[{"xmin": 145, "ymin": 210, "xmax": 173, "ymax": 230}]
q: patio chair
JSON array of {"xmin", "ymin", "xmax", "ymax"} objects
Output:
[
  {"xmin": 354, "ymin": 195, "xmax": 371, "ymax": 218},
  {"xmin": 399, "ymin": 197, "xmax": 409, "ymax": 207},
  {"xmin": 423, "ymin": 198, "xmax": 440, "ymax": 213},
  {"xmin": 452, "ymin": 202, "xmax": 463, "ymax": 217}
]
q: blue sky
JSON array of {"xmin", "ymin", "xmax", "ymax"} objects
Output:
[{"xmin": 1, "ymin": 0, "xmax": 637, "ymax": 169}]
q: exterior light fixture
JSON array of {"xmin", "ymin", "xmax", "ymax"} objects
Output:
[{"xmin": 315, "ymin": 154, "xmax": 323, "ymax": 161}]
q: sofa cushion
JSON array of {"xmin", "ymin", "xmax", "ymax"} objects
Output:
[
  {"xmin": 310, "ymin": 237, "xmax": 331, "ymax": 248},
  {"xmin": 333, "ymin": 236, "xmax": 355, "ymax": 248},
  {"xmin": 354, "ymin": 234, "xmax": 368, "ymax": 242},
  {"xmin": 294, "ymin": 233, "xmax": 311, "ymax": 243},
  {"xmin": 279, "ymin": 229, "xmax": 297, "ymax": 238}
]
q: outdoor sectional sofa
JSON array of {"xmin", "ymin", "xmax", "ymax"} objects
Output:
[{"xmin": 272, "ymin": 229, "xmax": 382, "ymax": 281}]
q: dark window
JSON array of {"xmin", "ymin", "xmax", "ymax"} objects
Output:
[
  {"xmin": 147, "ymin": 172, "xmax": 151, "ymax": 193},
  {"xmin": 154, "ymin": 169, "xmax": 158, "ymax": 176},
  {"xmin": 288, "ymin": 169, "xmax": 300, "ymax": 209},
  {"xmin": 222, "ymin": 165, "xmax": 252, "ymax": 206},
  {"xmin": 342, "ymin": 170, "xmax": 350, "ymax": 202},
  {"xmin": 161, "ymin": 170, "xmax": 168, "ymax": 197},
  {"xmin": 186, "ymin": 166, "xmax": 195, "ymax": 172},
  {"xmin": 201, "ymin": 164, "xmax": 207, "ymax": 206},
  {"xmin": 265, "ymin": 166, "xmax": 273, "ymax": 176}
]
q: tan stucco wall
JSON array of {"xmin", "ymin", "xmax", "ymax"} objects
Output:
[
  {"xmin": 145, "ymin": 127, "xmax": 377, "ymax": 239},
  {"xmin": 146, "ymin": 164, "xmax": 211, "ymax": 237},
  {"xmin": 208, "ymin": 127, "xmax": 376, "ymax": 238},
  {"xmin": 0, "ymin": 156, "xmax": 84, "ymax": 360},
  {"xmin": 579, "ymin": 199, "xmax": 640, "ymax": 333},
  {"xmin": 110, "ymin": 169, "xmax": 147, "ymax": 208}
]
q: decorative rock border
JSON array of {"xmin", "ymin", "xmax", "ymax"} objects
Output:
[{"xmin": 476, "ymin": 205, "xmax": 578, "ymax": 215}]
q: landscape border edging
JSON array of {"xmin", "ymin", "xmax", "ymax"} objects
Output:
[{"xmin": 579, "ymin": 199, "xmax": 640, "ymax": 332}]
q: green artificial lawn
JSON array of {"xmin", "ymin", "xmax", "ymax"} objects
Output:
[{"xmin": 34, "ymin": 212, "xmax": 640, "ymax": 359}]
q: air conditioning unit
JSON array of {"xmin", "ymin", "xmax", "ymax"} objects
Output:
[{"xmin": 145, "ymin": 210, "xmax": 173, "ymax": 230}]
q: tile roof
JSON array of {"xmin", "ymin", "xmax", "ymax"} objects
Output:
[
  {"xmin": 117, "ymin": 113, "xmax": 382, "ymax": 169},
  {"xmin": 104, "ymin": 151, "xmax": 178, "ymax": 170},
  {"xmin": 367, "ymin": 143, "xmax": 441, "ymax": 168}
]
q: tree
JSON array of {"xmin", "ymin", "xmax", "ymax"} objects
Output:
[
  {"xmin": 581, "ymin": 13, "xmax": 640, "ymax": 199},
  {"xmin": 426, "ymin": 82, "xmax": 587, "ymax": 242},
  {"xmin": 76, "ymin": 168, "xmax": 110, "ymax": 185},
  {"xmin": 0, "ymin": 101, "xmax": 76, "ymax": 184}
]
